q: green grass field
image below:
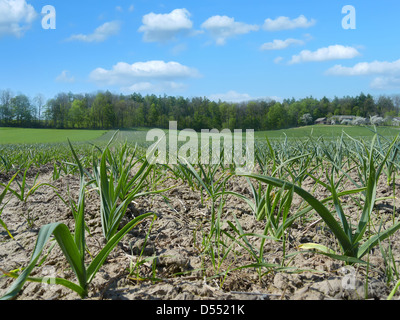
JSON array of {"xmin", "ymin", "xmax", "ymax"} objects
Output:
[
  {"xmin": 255, "ymin": 125, "xmax": 400, "ymax": 140},
  {"xmin": 0, "ymin": 128, "xmax": 108, "ymax": 145},
  {"xmin": 1, "ymin": 125, "xmax": 399, "ymax": 145}
]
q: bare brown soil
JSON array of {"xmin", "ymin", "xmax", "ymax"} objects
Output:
[{"xmin": 1, "ymin": 165, "xmax": 399, "ymax": 300}]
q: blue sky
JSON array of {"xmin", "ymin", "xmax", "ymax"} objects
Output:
[{"xmin": 1, "ymin": 0, "xmax": 400, "ymax": 103}]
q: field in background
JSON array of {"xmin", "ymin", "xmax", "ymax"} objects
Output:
[
  {"xmin": 1, "ymin": 125, "xmax": 399, "ymax": 146},
  {"xmin": 0, "ymin": 128, "xmax": 108, "ymax": 145},
  {"xmin": 69, "ymin": 125, "xmax": 400, "ymax": 146},
  {"xmin": 255, "ymin": 125, "xmax": 400, "ymax": 140}
]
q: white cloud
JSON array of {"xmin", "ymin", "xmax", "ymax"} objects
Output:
[
  {"xmin": 289, "ymin": 45, "xmax": 360, "ymax": 64},
  {"xmin": 209, "ymin": 91, "xmax": 252, "ymax": 102},
  {"xmin": 370, "ymin": 76, "xmax": 400, "ymax": 90},
  {"xmin": 121, "ymin": 81, "xmax": 186, "ymax": 94},
  {"xmin": 201, "ymin": 15, "xmax": 259, "ymax": 45},
  {"xmin": 326, "ymin": 59, "xmax": 400, "ymax": 90},
  {"xmin": 263, "ymin": 15, "xmax": 316, "ymax": 31},
  {"xmin": 138, "ymin": 8, "xmax": 193, "ymax": 42},
  {"xmin": 170, "ymin": 43, "xmax": 188, "ymax": 55},
  {"xmin": 326, "ymin": 59, "xmax": 400, "ymax": 76},
  {"xmin": 0, "ymin": 0, "xmax": 37, "ymax": 37},
  {"xmin": 122, "ymin": 82, "xmax": 154, "ymax": 92},
  {"xmin": 89, "ymin": 60, "xmax": 200, "ymax": 87},
  {"xmin": 55, "ymin": 70, "xmax": 75, "ymax": 83},
  {"xmin": 128, "ymin": 5, "xmax": 134, "ymax": 12},
  {"xmin": 209, "ymin": 90, "xmax": 281, "ymax": 103},
  {"xmin": 274, "ymin": 56, "xmax": 284, "ymax": 64},
  {"xmin": 261, "ymin": 38, "xmax": 305, "ymax": 51},
  {"xmin": 67, "ymin": 21, "xmax": 121, "ymax": 42}
]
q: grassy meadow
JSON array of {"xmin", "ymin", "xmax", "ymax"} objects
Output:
[
  {"xmin": 1, "ymin": 125, "xmax": 399, "ymax": 146},
  {"xmin": 254, "ymin": 125, "xmax": 400, "ymax": 140},
  {"xmin": 0, "ymin": 128, "xmax": 108, "ymax": 145}
]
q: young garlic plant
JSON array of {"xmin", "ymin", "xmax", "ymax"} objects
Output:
[{"xmin": 0, "ymin": 140, "xmax": 155, "ymax": 300}]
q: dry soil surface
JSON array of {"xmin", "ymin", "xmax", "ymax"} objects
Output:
[{"xmin": 1, "ymin": 165, "xmax": 400, "ymax": 300}]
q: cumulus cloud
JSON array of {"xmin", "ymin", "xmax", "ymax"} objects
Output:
[
  {"xmin": 261, "ymin": 38, "xmax": 305, "ymax": 51},
  {"xmin": 263, "ymin": 15, "xmax": 316, "ymax": 31},
  {"xmin": 326, "ymin": 59, "xmax": 400, "ymax": 90},
  {"xmin": 201, "ymin": 15, "xmax": 259, "ymax": 45},
  {"xmin": 55, "ymin": 70, "xmax": 75, "ymax": 83},
  {"xmin": 67, "ymin": 21, "xmax": 121, "ymax": 42},
  {"xmin": 289, "ymin": 45, "xmax": 360, "ymax": 64},
  {"xmin": 326, "ymin": 59, "xmax": 400, "ymax": 76},
  {"xmin": 0, "ymin": 0, "xmax": 37, "ymax": 37},
  {"xmin": 138, "ymin": 8, "xmax": 194, "ymax": 42},
  {"xmin": 89, "ymin": 60, "xmax": 200, "ymax": 88}
]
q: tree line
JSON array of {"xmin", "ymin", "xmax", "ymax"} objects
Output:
[{"xmin": 1, "ymin": 89, "xmax": 399, "ymax": 131}]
